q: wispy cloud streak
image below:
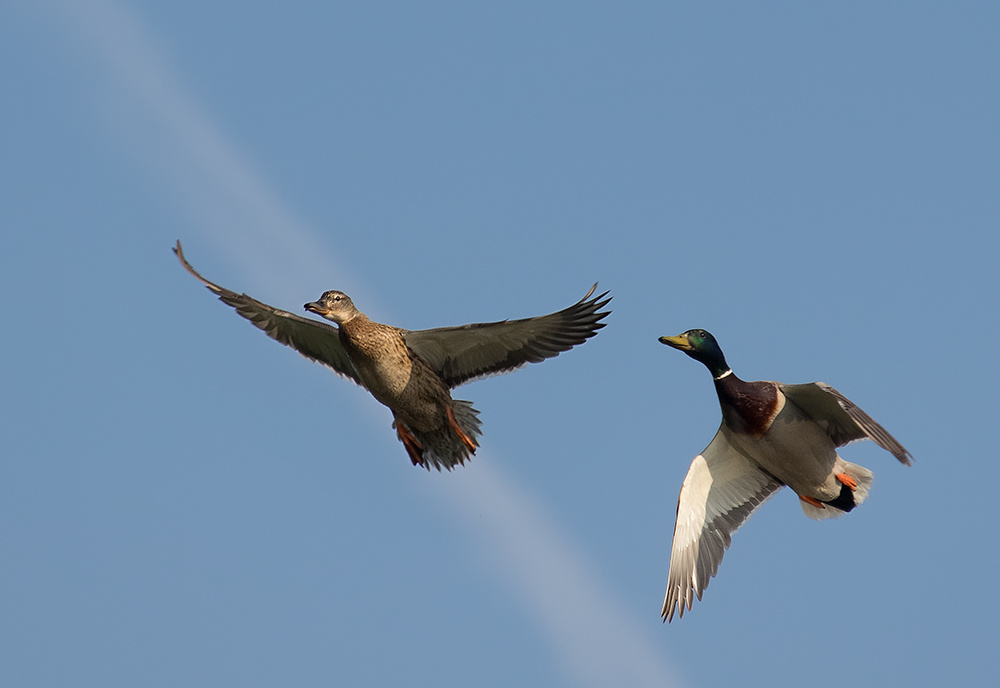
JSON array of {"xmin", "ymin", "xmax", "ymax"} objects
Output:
[
  {"xmin": 48, "ymin": 1, "xmax": 682, "ymax": 685},
  {"xmin": 430, "ymin": 460, "xmax": 681, "ymax": 687},
  {"xmin": 45, "ymin": 0, "xmax": 342, "ymax": 302}
]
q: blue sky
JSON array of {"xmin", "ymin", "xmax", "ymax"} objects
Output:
[{"xmin": 3, "ymin": 2, "xmax": 997, "ymax": 686}]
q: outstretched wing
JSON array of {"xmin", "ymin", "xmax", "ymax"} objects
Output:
[
  {"xmin": 173, "ymin": 241, "xmax": 363, "ymax": 386},
  {"xmin": 780, "ymin": 382, "xmax": 912, "ymax": 465},
  {"xmin": 662, "ymin": 428, "xmax": 783, "ymax": 622},
  {"xmin": 402, "ymin": 285, "xmax": 611, "ymax": 388}
]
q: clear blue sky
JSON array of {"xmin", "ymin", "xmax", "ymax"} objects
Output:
[{"xmin": 3, "ymin": 2, "xmax": 997, "ymax": 686}]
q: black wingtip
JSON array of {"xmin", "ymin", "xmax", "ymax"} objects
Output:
[
  {"xmin": 579, "ymin": 283, "xmax": 613, "ymax": 328},
  {"xmin": 173, "ymin": 240, "xmax": 226, "ymax": 296},
  {"xmin": 579, "ymin": 282, "xmax": 612, "ymax": 307}
]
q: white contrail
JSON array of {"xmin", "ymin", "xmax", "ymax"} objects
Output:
[
  {"xmin": 428, "ymin": 460, "xmax": 682, "ymax": 687},
  {"xmin": 44, "ymin": 0, "xmax": 344, "ymax": 302},
  {"xmin": 46, "ymin": 1, "xmax": 682, "ymax": 685}
]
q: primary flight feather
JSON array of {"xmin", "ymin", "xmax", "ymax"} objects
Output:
[
  {"xmin": 658, "ymin": 329, "xmax": 911, "ymax": 621},
  {"xmin": 174, "ymin": 241, "xmax": 610, "ymax": 470}
]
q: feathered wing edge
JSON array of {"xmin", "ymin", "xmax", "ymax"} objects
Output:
[
  {"xmin": 662, "ymin": 429, "xmax": 783, "ymax": 622},
  {"xmin": 403, "ymin": 284, "xmax": 611, "ymax": 388},
  {"xmin": 173, "ymin": 241, "xmax": 363, "ymax": 386},
  {"xmin": 781, "ymin": 382, "xmax": 912, "ymax": 466}
]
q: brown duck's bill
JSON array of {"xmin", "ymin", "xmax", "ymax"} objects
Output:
[
  {"xmin": 304, "ymin": 302, "xmax": 327, "ymax": 315},
  {"xmin": 659, "ymin": 334, "xmax": 694, "ymax": 351}
]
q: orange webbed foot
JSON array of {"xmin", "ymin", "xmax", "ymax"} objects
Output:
[
  {"xmin": 446, "ymin": 405, "xmax": 477, "ymax": 453},
  {"xmin": 799, "ymin": 494, "xmax": 826, "ymax": 509},
  {"xmin": 835, "ymin": 473, "xmax": 858, "ymax": 490},
  {"xmin": 396, "ymin": 423, "xmax": 425, "ymax": 467}
]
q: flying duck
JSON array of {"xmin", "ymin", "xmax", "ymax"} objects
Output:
[
  {"xmin": 658, "ymin": 329, "xmax": 911, "ymax": 621},
  {"xmin": 174, "ymin": 241, "xmax": 611, "ymax": 470}
]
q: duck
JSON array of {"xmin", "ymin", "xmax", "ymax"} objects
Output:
[
  {"xmin": 657, "ymin": 329, "xmax": 911, "ymax": 622},
  {"xmin": 173, "ymin": 241, "xmax": 611, "ymax": 470}
]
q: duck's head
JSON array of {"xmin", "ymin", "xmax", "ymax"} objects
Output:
[
  {"xmin": 659, "ymin": 329, "xmax": 731, "ymax": 379},
  {"xmin": 304, "ymin": 290, "xmax": 360, "ymax": 325}
]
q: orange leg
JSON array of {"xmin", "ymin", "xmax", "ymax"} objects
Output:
[
  {"xmin": 835, "ymin": 473, "xmax": 858, "ymax": 490},
  {"xmin": 446, "ymin": 405, "xmax": 477, "ymax": 453},
  {"xmin": 799, "ymin": 494, "xmax": 826, "ymax": 509},
  {"xmin": 396, "ymin": 423, "xmax": 425, "ymax": 467}
]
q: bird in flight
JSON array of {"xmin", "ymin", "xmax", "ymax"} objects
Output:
[
  {"xmin": 658, "ymin": 329, "xmax": 911, "ymax": 621},
  {"xmin": 174, "ymin": 241, "xmax": 610, "ymax": 470}
]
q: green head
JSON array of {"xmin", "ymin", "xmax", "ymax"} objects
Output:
[{"xmin": 659, "ymin": 329, "xmax": 731, "ymax": 379}]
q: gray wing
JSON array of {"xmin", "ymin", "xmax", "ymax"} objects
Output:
[
  {"xmin": 662, "ymin": 428, "xmax": 783, "ymax": 622},
  {"xmin": 173, "ymin": 241, "xmax": 363, "ymax": 386},
  {"xmin": 402, "ymin": 285, "xmax": 611, "ymax": 388},
  {"xmin": 780, "ymin": 382, "xmax": 912, "ymax": 465}
]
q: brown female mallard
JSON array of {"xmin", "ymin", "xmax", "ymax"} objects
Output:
[
  {"xmin": 658, "ymin": 329, "xmax": 912, "ymax": 621},
  {"xmin": 174, "ymin": 241, "xmax": 610, "ymax": 470}
]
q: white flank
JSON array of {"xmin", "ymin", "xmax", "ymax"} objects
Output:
[{"xmin": 45, "ymin": 1, "xmax": 683, "ymax": 685}]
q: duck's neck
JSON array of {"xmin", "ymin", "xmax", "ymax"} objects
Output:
[
  {"xmin": 712, "ymin": 367, "xmax": 743, "ymax": 403},
  {"xmin": 337, "ymin": 313, "xmax": 373, "ymax": 343},
  {"xmin": 713, "ymin": 370, "xmax": 780, "ymax": 436},
  {"xmin": 712, "ymin": 367, "xmax": 733, "ymax": 381},
  {"xmin": 338, "ymin": 312, "xmax": 367, "ymax": 327},
  {"xmin": 700, "ymin": 354, "xmax": 732, "ymax": 380}
]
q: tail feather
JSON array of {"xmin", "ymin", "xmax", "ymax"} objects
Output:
[
  {"xmin": 410, "ymin": 400, "xmax": 482, "ymax": 471},
  {"xmin": 800, "ymin": 462, "xmax": 874, "ymax": 521}
]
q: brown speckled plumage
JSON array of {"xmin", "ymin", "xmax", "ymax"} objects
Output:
[{"xmin": 174, "ymin": 241, "xmax": 610, "ymax": 470}]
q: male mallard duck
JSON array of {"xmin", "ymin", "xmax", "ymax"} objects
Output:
[
  {"xmin": 174, "ymin": 241, "xmax": 610, "ymax": 470},
  {"xmin": 658, "ymin": 329, "xmax": 911, "ymax": 622}
]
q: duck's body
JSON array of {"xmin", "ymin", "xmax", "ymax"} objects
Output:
[
  {"xmin": 716, "ymin": 374, "xmax": 869, "ymax": 509},
  {"xmin": 174, "ymin": 241, "xmax": 610, "ymax": 470},
  {"xmin": 659, "ymin": 329, "xmax": 911, "ymax": 621},
  {"xmin": 333, "ymin": 310, "xmax": 481, "ymax": 467},
  {"xmin": 333, "ymin": 311, "xmax": 438, "ymax": 428}
]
